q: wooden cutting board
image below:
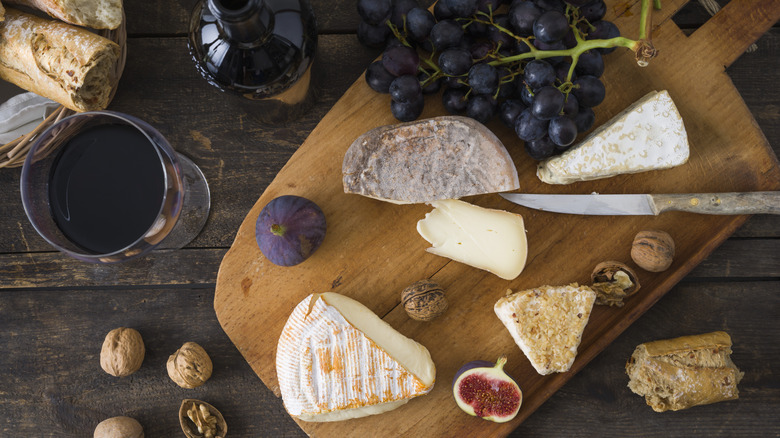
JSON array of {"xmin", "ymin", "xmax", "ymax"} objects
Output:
[{"xmin": 215, "ymin": 1, "xmax": 780, "ymax": 436}]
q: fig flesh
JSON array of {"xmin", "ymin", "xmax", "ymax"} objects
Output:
[
  {"xmin": 255, "ymin": 195, "xmax": 326, "ymax": 266},
  {"xmin": 452, "ymin": 356, "xmax": 522, "ymax": 423}
]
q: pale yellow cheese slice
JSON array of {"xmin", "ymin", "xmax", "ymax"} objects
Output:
[
  {"xmin": 417, "ymin": 199, "xmax": 528, "ymax": 280},
  {"xmin": 494, "ymin": 284, "xmax": 596, "ymax": 375},
  {"xmin": 276, "ymin": 292, "xmax": 435, "ymax": 422}
]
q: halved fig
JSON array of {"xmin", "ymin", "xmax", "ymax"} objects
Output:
[
  {"xmin": 452, "ymin": 356, "xmax": 522, "ymax": 423},
  {"xmin": 255, "ymin": 195, "xmax": 326, "ymax": 266}
]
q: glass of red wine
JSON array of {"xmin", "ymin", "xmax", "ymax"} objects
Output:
[{"xmin": 20, "ymin": 111, "xmax": 210, "ymax": 263}]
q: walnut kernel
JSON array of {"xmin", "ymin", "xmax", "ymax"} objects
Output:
[
  {"xmin": 401, "ymin": 280, "xmax": 448, "ymax": 321},
  {"xmin": 100, "ymin": 327, "xmax": 145, "ymax": 377},
  {"xmin": 591, "ymin": 261, "xmax": 640, "ymax": 307},
  {"xmin": 167, "ymin": 342, "xmax": 213, "ymax": 389},
  {"xmin": 179, "ymin": 399, "xmax": 226, "ymax": 438},
  {"xmin": 631, "ymin": 230, "xmax": 675, "ymax": 272},
  {"xmin": 94, "ymin": 416, "xmax": 144, "ymax": 438}
]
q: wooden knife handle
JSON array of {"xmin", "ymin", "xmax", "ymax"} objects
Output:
[{"xmin": 652, "ymin": 192, "xmax": 780, "ymax": 215}]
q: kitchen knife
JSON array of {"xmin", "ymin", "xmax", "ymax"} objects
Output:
[{"xmin": 499, "ymin": 192, "xmax": 780, "ymax": 215}]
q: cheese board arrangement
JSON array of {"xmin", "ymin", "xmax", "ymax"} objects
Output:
[{"xmin": 214, "ymin": 0, "xmax": 780, "ymax": 436}]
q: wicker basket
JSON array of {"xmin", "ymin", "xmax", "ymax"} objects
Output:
[{"xmin": 0, "ymin": 12, "xmax": 127, "ymax": 169}]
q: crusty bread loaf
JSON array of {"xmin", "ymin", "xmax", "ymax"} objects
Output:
[
  {"xmin": 5, "ymin": 0, "xmax": 121, "ymax": 29},
  {"xmin": 0, "ymin": 8, "xmax": 120, "ymax": 111},
  {"xmin": 626, "ymin": 331, "xmax": 744, "ymax": 412}
]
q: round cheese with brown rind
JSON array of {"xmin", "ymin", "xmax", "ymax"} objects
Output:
[{"xmin": 343, "ymin": 116, "xmax": 520, "ymax": 204}]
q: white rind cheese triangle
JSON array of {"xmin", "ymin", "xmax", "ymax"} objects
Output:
[
  {"xmin": 417, "ymin": 199, "xmax": 528, "ymax": 280},
  {"xmin": 276, "ymin": 292, "xmax": 435, "ymax": 422},
  {"xmin": 494, "ymin": 284, "xmax": 596, "ymax": 375},
  {"xmin": 537, "ymin": 90, "xmax": 689, "ymax": 184}
]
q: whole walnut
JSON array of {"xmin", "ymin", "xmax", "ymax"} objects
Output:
[
  {"xmin": 401, "ymin": 279, "xmax": 448, "ymax": 321},
  {"xmin": 94, "ymin": 416, "xmax": 144, "ymax": 438},
  {"xmin": 100, "ymin": 328, "xmax": 145, "ymax": 377},
  {"xmin": 167, "ymin": 342, "xmax": 213, "ymax": 389},
  {"xmin": 631, "ymin": 230, "xmax": 675, "ymax": 272}
]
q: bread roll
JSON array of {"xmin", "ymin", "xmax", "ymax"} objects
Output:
[
  {"xmin": 626, "ymin": 331, "xmax": 744, "ymax": 412},
  {"xmin": 5, "ymin": 0, "xmax": 121, "ymax": 29},
  {"xmin": 0, "ymin": 8, "xmax": 120, "ymax": 112}
]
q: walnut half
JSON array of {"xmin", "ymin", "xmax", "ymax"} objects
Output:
[
  {"xmin": 179, "ymin": 399, "xmax": 226, "ymax": 438},
  {"xmin": 591, "ymin": 261, "xmax": 640, "ymax": 307}
]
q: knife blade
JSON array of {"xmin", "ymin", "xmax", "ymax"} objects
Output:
[{"xmin": 499, "ymin": 192, "xmax": 780, "ymax": 215}]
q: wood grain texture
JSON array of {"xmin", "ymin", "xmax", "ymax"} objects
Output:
[
  {"xmin": 0, "ymin": 0, "xmax": 778, "ymax": 437},
  {"xmin": 213, "ymin": 0, "xmax": 780, "ymax": 437}
]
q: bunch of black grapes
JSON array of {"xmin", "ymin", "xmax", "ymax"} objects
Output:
[{"xmin": 357, "ymin": 0, "xmax": 621, "ymax": 160}]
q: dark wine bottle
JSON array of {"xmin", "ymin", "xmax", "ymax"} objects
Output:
[{"xmin": 188, "ymin": 0, "xmax": 318, "ymax": 123}]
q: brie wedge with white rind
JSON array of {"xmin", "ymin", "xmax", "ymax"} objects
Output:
[
  {"xmin": 276, "ymin": 292, "xmax": 436, "ymax": 422},
  {"xmin": 416, "ymin": 199, "xmax": 528, "ymax": 280},
  {"xmin": 343, "ymin": 116, "xmax": 520, "ymax": 204},
  {"xmin": 537, "ymin": 90, "xmax": 689, "ymax": 184},
  {"xmin": 494, "ymin": 284, "xmax": 596, "ymax": 375}
]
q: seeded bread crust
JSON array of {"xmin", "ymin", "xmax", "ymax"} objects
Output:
[
  {"xmin": 625, "ymin": 331, "xmax": 744, "ymax": 412},
  {"xmin": 0, "ymin": 8, "xmax": 119, "ymax": 111},
  {"xmin": 5, "ymin": 0, "xmax": 122, "ymax": 29}
]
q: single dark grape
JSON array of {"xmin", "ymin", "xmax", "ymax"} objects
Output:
[
  {"xmin": 533, "ymin": 39, "xmax": 566, "ymax": 65},
  {"xmin": 390, "ymin": 0, "xmax": 418, "ymax": 28},
  {"xmin": 496, "ymin": 66, "xmax": 517, "ymax": 99},
  {"xmin": 533, "ymin": 0, "xmax": 565, "ymax": 12},
  {"xmin": 365, "ymin": 61, "xmax": 396, "ymax": 93},
  {"xmin": 468, "ymin": 63, "xmax": 499, "ymax": 95},
  {"xmin": 533, "ymin": 10, "xmax": 569, "ymax": 43},
  {"xmin": 573, "ymin": 106, "xmax": 596, "ymax": 132},
  {"xmin": 555, "ymin": 61, "xmax": 575, "ymax": 83},
  {"xmin": 467, "ymin": 94, "xmax": 498, "ymax": 124},
  {"xmin": 563, "ymin": 28, "xmax": 577, "ymax": 48},
  {"xmin": 499, "ymin": 99, "xmax": 527, "ymax": 129},
  {"xmin": 391, "ymin": 94, "xmax": 425, "ymax": 121},
  {"xmin": 444, "ymin": 0, "xmax": 479, "ymax": 17},
  {"xmin": 419, "ymin": 72, "xmax": 442, "ymax": 94},
  {"xmin": 406, "ymin": 7, "xmax": 436, "ymax": 41},
  {"xmin": 515, "ymin": 108, "xmax": 549, "ymax": 141},
  {"xmin": 575, "ymin": 50, "xmax": 604, "ymax": 77},
  {"xmin": 470, "ymin": 41, "xmax": 492, "ymax": 61},
  {"xmin": 466, "ymin": 19, "xmax": 489, "ymax": 38},
  {"xmin": 581, "ymin": 0, "xmax": 607, "ymax": 22},
  {"xmin": 439, "ymin": 48, "xmax": 473, "ymax": 76},
  {"xmin": 519, "ymin": 84, "xmax": 535, "ymax": 106},
  {"xmin": 508, "ymin": 1, "xmax": 542, "ymax": 37},
  {"xmin": 562, "ymin": 93, "xmax": 579, "ymax": 116},
  {"xmin": 478, "ymin": 0, "xmax": 502, "ymax": 13},
  {"xmin": 382, "ymin": 45, "xmax": 420, "ymax": 76},
  {"xmin": 442, "ymin": 87, "xmax": 469, "ymax": 113},
  {"xmin": 434, "ymin": 0, "xmax": 454, "ymax": 20},
  {"xmin": 525, "ymin": 135, "xmax": 557, "ymax": 160},
  {"xmin": 531, "ymin": 85, "xmax": 565, "ymax": 120},
  {"xmin": 586, "ymin": 20, "xmax": 620, "ymax": 54},
  {"xmin": 572, "ymin": 75, "xmax": 605, "ymax": 107},
  {"xmin": 357, "ymin": 0, "xmax": 392, "ymax": 26},
  {"xmin": 389, "ymin": 75, "xmax": 422, "ymax": 103},
  {"xmin": 431, "ymin": 19, "xmax": 466, "ymax": 50},
  {"xmin": 524, "ymin": 59, "xmax": 555, "ymax": 89},
  {"xmin": 357, "ymin": 20, "xmax": 391, "ymax": 48},
  {"xmin": 444, "ymin": 75, "xmax": 468, "ymax": 89},
  {"xmin": 548, "ymin": 115, "xmax": 578, "ymax": 146}
]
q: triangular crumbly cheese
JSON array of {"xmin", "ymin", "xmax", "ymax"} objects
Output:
[
  {"xmin": 537, "ymin": 90, "xmax": 689, "ymax": 185},
  {"xmin": 494, "ymin": 284, "xmax": 596, "ymax": 375},
  {"xmin": 276, "ymin": 293, "xmax": 435, "ymax": 422}
]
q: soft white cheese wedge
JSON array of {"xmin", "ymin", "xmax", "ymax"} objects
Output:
[
  {"xmin": 276, "ymin": 292, "xmax": 436, "ymax": 422},
  {"xmin": 494, "ymin": 284, "xmax": 596, "ymax": 375},
  {"xmin": 537, "ymin": 90, "xmax": 689, "ymax": 184},
  {"xmin": 416, "ymin": 199, "xmax": 528, "ymax": 280}
]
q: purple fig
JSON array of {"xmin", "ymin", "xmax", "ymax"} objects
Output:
[
  {"xmin": 255, "ymin": 195, "xmax": 326, "ymax": 266},
  {"xmin": 452, "ymin": 356, "xmax": 522, "ymax": 422}
]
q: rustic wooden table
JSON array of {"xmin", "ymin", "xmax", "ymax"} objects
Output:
[{"xmin": 1, "ymin": 1, "xmax": 777, "ymax": 436}]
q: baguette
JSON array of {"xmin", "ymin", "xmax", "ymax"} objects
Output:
[
  {"xmin": 625, "ymin": 331, "xmax": 744, "ymax": 412},
  {"xmin": 4, "ymin": 0, "xmax": 121, "ymax": 29},
  {"xmin": 0, "ymin": 8, "xmax": 119, "ymax": 112}
]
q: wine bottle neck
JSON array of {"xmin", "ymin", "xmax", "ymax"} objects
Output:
[{"xmin": 207, "ymin": 0, "xmax": 272, "ymax": 44}]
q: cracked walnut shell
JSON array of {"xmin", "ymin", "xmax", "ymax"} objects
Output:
[
  {"xmin": 179, "ymin": 399, "xmax": 227, "ymax": 438},
  {"xmin": 167, "ymin": 342, "xmax": 213, "ymax": 389},
  {"xmin": 591, "ymin": 261, "xmax": 640, "ymax": 307},
  {"xmin": 100, "ymin": 327, "xmax": 145, "ymax": 377}
]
